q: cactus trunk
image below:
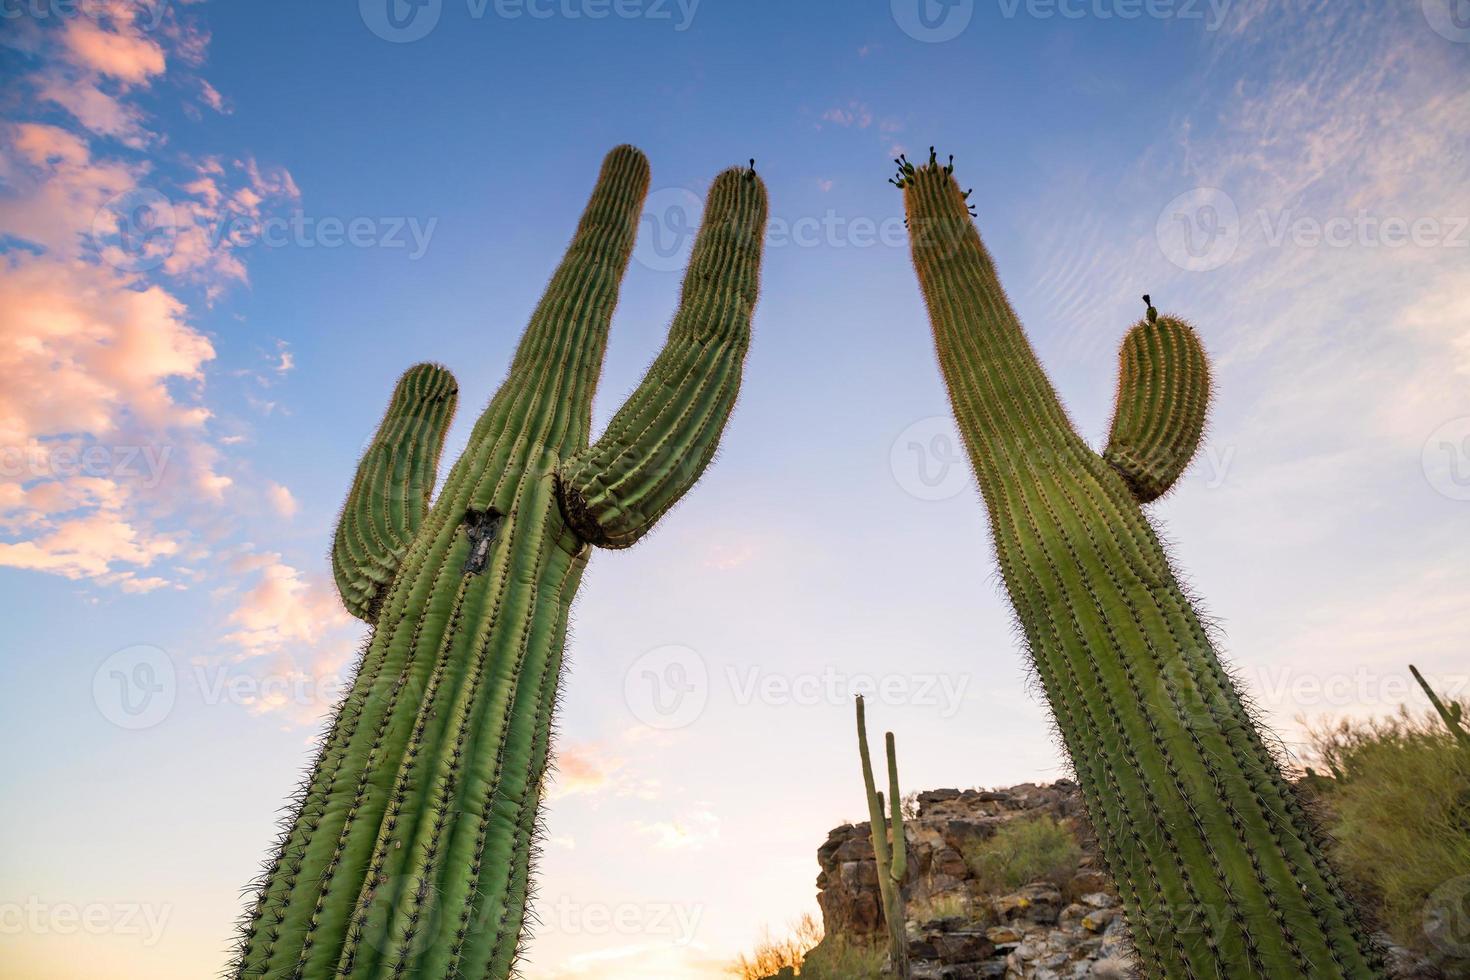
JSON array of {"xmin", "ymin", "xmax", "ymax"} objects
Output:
[
  {"xmin": 232, "ymin": 146, "xmax": 767, "ymax": 979},
  {"xmin": 898, "ymin": 153, "xmax": 1379, "ymax": 979}
]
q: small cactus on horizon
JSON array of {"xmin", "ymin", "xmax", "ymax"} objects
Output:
[
  {"xmin": 1410, "ymin": 664, "xmax": 1470, "ymax": 748},
  {"xmin": 896, "ymin": 148, "xmax": 1381, "ymax": 979},
  {"xmin": 855, "ymin": 696, "xmax": 911, "ymax": 979},
  {"xmin": 231, "ymin": 144, "xmax": 767, "ymax": 980}
]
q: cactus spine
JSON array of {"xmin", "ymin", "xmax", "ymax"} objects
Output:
[
  {"xmin": 855, "ymin": 696, "xmax": 910, "ymax": 978},
  {"xmin": 232, "ymin": 145, "xmax": 767, "ymax": 979},
  {"xmin": 896, "ymin": 151, "xmax": 1379, "ymax": 979}
]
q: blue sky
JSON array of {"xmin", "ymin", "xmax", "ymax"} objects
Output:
[{"xmin": 2, "ymin": 1, "xmax": 1468, "ymax": 976}]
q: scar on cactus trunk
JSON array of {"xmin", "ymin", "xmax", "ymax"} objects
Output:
[
  {"xmin": 232, "ymin": 145, "xmax": 767, "ymax": 980},
  {"xmin": 855, "ymin": 696, "xmax": 911, "ymax": 979},
  {"xmin": 895, "ymin": 148, "xmax": 1381, "ymax": 979}
]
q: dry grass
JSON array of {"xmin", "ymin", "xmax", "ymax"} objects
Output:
[
  {"xmin": 910, "ymin": 891, "xmax": 970, "ymax": 922},
  {"xmin": 728, "ymin": 912, "xmax": 823, "ymax": 979}
]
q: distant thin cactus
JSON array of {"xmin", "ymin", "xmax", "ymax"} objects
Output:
[
  {"xmin": 1410, "ymin": 664, "xmax": 1470, "ymax": 748},
  {"xmin": 855, "ymin": 696, "xmax": 910, "ymax": 979}
]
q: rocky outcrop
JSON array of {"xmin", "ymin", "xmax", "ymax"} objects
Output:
[
  {"xmin": 811, "ymin": 779, "xmax": 1439, "ymax": 979},
  {"xmin": 815, "ymin": 780, "xmax": 1129, "ymax": 978}
]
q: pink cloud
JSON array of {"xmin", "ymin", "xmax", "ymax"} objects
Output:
[
  {"xmin": 13, "ymin": 123, "xmax": 90, "ymax": 168},
  {"xmin": 0, "ymin": 260, "xmax": 213, "ymax": 445},
  {"xmin": 0, "ymin": 512, "xmax": 177, "ymax": 580},
  {"xmin": 266, "ymin": 483, "xmax": 298, "ymax": 519},
  {"xmin": 222, "ymin": 555, "xmax": 350, "ymax": 659},
  {"xmin": 60, "ymin": 16, "xmax": 166, "ymax": 83}
]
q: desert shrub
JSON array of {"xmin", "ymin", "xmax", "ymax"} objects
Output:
[
  {"xmin": 795, "ymin": 933, "xmax": 888, "ymax": 979},
  {"xmin": 728, "ymin": 913, "xmax": 888, "ymax": 980},
  {"xmin": 728, "ymin": 913, "xmax": 822, "ymax": 979},
  {"xmin": 962, "ymin": 814, "xmax": 1082, "ymax": 893},
  {"xmin": 1307, "ymin": 703, "xmax": 1470, "ymax": 967}
]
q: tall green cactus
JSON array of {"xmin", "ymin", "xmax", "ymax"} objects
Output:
[
  {"xmin": 895, "ymin": 149, "xmax": 1379, "ymax": 979},
  {"xmin": 232, "ymin": 145, "xmax": 767, "ymax": 980},
  {"xmin": 855, "ymin": 696, "xmax": 909, "ymax": 978}
]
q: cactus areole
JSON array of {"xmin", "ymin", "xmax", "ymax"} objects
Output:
[
  {"xmin": 233, "ymin": 146, "xmax": 767, "ymax": 980},
  {"xmin": 898, "ymin": 153, "xmax": 1380, "ymax": 979}
]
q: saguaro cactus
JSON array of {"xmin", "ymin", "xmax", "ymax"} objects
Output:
[
  {"xmin": 855, "ymin": 696, "xmax": 910, "ymax": 978},
  {"xmin": 1410, "ymin": 664, "xmax": 1470, "ymax": 748},
  {"xmin": 895, "ymin": 149, "xmax": 1379, "ymax": 978},
  {"xmin": 233, "ymin": 145, "xmax": 767, "ymax": 979}
]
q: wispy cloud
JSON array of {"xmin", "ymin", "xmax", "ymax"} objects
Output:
[
  {"xmin": 636, "ymin": 808, "xmax": 720, "ymax": 850},
  {"xmin": 818, "ymin": 100, "xmax": 873, "ymax": 129}
]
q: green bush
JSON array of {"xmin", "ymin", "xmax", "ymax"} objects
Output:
[
  {"xmin": 1307, "ymin": 704, "xmax": 1470, "ymax": 968},
  {"xmin": 962, "ymin": 814, "xmax": 1082, "ymax": 894}
]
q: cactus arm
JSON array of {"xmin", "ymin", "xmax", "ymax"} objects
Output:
[
  {"xmin": 1410, "ymin": 664, "xmax": 1470, "ymax": 747},
  {"xmin": 899, "ymin": 155, "xmax": 1380, "ymax": 979},
  {"xmin": 556, "ymin": 165, "xmax": 767, "ymax": 549},
  {"xmin": 1103, "ymin": 298, "xmax": 1211, "ymax": 503},
  {"xmin": 332, "ymin": 363, "xmax": 459, "ymax": 623},
  {"xmin": 884, "ymin": 731, "xmax": 906, "ymax": 885}
]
